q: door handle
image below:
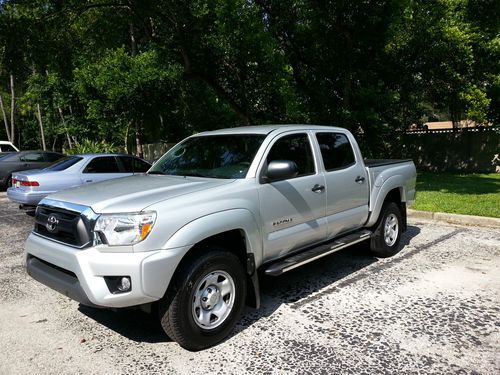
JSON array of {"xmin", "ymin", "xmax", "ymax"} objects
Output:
[
  {"xmin": 355, "ymin": 176, "xmax": 365, "ymax": 183},
  {"xmin": 311, "ymin": 184, "xmax": 325, "ymax": 193},
  {"xmin": 85, "ymin": 179, "xmax": 93, "ymax": 183}
]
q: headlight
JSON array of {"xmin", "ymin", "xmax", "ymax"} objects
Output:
[{"xmin": 94, "ymin": 212, "xmax": 156, "ymax": 246}]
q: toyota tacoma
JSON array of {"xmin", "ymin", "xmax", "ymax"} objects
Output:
[{"xmin": 24, "ymin": 125, "xmax": 416, "ymax": 350}]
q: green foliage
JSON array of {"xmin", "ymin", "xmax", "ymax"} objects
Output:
[
  {"xmin": 66, "ymin": 139, "xmax": 119, "ymax": 155},
  {"xmin": 0, "ymin": 0, "xmax": 498, "ymax": 153}
]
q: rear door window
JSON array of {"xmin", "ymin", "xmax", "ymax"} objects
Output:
[
  {"xmin": 20, "ymin": 153, "xmax": 45, "ymax": 162},
  {"xmin": 316, "ymin": 133, "xmax": 356, "ymax": 171},
  {"xmin": 83, "ymin": 157, "xmax": 121, "ymax": 173}
]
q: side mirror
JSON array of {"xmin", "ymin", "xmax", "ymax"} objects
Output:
[{"xmin": 263, "ymin": 160, "xmax": 298, "ymax": 183}]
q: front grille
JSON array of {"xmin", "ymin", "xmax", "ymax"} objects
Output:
[{"xmin": 34, "ymin": 206, "xmax": 93, "ymax": 248}]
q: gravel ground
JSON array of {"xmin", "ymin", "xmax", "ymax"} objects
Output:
[{"xmin": 0, "ymin": 191, "xmax": 499, "ymax": 374}]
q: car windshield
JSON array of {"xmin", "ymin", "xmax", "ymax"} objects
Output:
[
  {"xmin": 149, "ymin": 134, "xmax": 265, "ymax": 179},
  {"xmin": 44, "ymin": 156, "xmax": 83, "ymax": 171}
]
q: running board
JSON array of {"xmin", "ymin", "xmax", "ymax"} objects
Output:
[{"xmin": 263, "ymin": 230, "xmax": 372, "ymax": 276}]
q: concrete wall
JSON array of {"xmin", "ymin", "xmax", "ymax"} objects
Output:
[{"xmin": 400, "ymin": 128, "xmax": 500, "ymax": 173}]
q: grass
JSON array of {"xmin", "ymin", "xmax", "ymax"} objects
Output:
[{"xmin": 412, "ymin": 172, "xmax": 500, "ymax": 218}]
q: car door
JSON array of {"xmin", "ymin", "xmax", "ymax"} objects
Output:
[
  {"xmin": 18, "ymin": 152, "xmax": 47, "ymax": 171},
  {"xmin": 258, "ymin": 132, "xmax": 327, "ymax": 261},
  {"xmin": 81, "ymin": 156, "xmax": 124, "ymax": 184},
  {"xmin": 315, "ymin": 132, "xmax": 369, "ymax": 239}
]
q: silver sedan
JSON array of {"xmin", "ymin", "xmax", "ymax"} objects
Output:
[{"xmin": 7, "ymin": 153, "xmax": 151, "ymax": 206}]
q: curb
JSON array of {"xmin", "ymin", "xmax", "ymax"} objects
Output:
[{"xmin": 408, "ymin": 209, "xmax": 500, "ymax": 228}]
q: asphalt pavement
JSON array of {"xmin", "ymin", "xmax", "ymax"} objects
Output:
[{"xmin": 0, "ymin": 192, "xmax": 499, "ymax": 374}]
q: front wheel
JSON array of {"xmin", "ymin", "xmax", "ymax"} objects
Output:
[
  {"xmin": 159, "ymin": 248, "xmax": 246, "ymax": 351},
  {"xmin": 370, "ymin": 202, "xmax": 403, "ymax": 258}
]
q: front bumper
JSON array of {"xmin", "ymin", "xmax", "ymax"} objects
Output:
[
  {"xmin": 7, "ymin": 187, "xmax": 49, "ymax": 205},
  {"xmin": 24, "ymin": 233, "xmax": 187, "ymax": 308}
]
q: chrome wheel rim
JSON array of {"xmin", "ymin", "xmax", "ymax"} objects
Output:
[
  {"xmin": 384, "ymin": 213, "xmax": 399, "ymax": 246},
  {"xmin": 192, "ymin": 270, "xmax": 235, "ymax": 330}
]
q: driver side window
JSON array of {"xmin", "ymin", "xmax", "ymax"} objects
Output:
[{"xmin": 267, "ymin": 133, "xmax": 315, "ymax": 178}]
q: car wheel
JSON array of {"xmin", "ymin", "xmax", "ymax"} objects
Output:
[
  {"xmin": 370, "ymin": 202, "xmax": 403, "ymax": 258},
  {"xmin": 6, "ymin": 176, "xmax": 12, "ymax": 188},
  {"xmin": 159, "ymin": 248, "xmax": 247, "ymax": 351}
]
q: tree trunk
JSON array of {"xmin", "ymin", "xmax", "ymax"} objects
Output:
[
  {"xmin": 36, "ymin": 103, "xmax": 47, "ymax": 151},
  {"xmin": 130, "ymin": 23, "xmax": 143, "ymax": 158},
  {"xmin": 0, "ymin": 94, "xmax": 11, "ymax": 142},
  {"xmin": 9, "ymin": 74, "xmax": 15, "ymax": 145},
  {"xmin": 135, "ymin": 121, "xmax": 143, "ymax": 158},
  {"xmin": 58, "ymin": 107, "xmax": 73, "ymax": 149}
]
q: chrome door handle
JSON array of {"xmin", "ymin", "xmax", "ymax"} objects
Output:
[
  {"xmin": 311, "ymin": 184, "xmax": 325, "ymax": 193},
  {"xmin": 355, "ymin": 176, "xmax": 365, "ymax": 183}
]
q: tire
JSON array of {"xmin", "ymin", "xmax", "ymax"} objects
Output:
[
  {"xmin": 370, "ymin": 202, "xmax": 403, "ymax": 258},
  {"xmin": 6, "ymin": 176, "xmax": 12, "ymax": 188},
  {"xmin": 158, "ymin": 248, "xmax": 247, "ymax": 351}
]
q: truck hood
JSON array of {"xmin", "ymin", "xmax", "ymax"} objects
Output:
[{"xmin": 45, "ymin": 174, "xmax": 236, "ymax": 213}]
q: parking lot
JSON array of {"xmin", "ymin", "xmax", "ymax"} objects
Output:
[{"xmin": 0, "ymin": 191, "xmax": 499, "ymax": 374}]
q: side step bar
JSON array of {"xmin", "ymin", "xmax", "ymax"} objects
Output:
[{"xmin": 263, "ymin": 230, "xmax": 372, "ymax": 276}]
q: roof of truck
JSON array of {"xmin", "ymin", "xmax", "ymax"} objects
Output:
[{"xmin": 197, "ymin": 124, "xmax": 347, "ymax": 136}]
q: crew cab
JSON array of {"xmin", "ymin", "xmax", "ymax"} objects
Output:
[{"xmin": 24, "ymin": 125, "xmax": 416, "ymax": 351}]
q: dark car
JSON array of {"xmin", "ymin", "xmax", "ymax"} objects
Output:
[{"xmin": 0, "ymin": 151, "xmax": 64, "ymax": 187}]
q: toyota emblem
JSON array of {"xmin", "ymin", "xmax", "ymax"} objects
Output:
[{"xmin": 46, "ymin": 214, "xmax": 59, "ymax": 232}]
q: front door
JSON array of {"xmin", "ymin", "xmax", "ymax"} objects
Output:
[{"xmin": 258, "ymin": 132, "xmax": 327, "ymax": 262}]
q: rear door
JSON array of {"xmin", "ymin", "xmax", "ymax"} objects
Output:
[
  {"xmin": 258, "ymin": 132, "xmax": 327, "ymax": 261},
  {"xmin": 314, "ymin": 132, "xmax": 369, "ymax": 239},
  {"xmin": 19, "ymin": 152, "xmax": 47, "ymax": 171},
  {"xmin": 81, "ymin": 156, "xmax": 124, "ymax": 184}
]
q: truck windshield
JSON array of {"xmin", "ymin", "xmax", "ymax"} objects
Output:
[{"xmin": 149, "ymin": 134, "xmax": 265, "ymax": 179}]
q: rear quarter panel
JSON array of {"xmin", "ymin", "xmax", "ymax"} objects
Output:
[{"xmin": 366, "ymin": 161, "xmax": 416, "ymax": 227}]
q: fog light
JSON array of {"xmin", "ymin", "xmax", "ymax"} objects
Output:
[
  {"xmin": 117, "ymin": 277, "xmax": 131, "ymax": 292},
  {"xmin": 104, "ymin": 276, "xmax": 132, "ymax": 294}
]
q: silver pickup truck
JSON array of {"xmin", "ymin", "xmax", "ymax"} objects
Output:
[{"xmin": 24, "ymin": 125, "xmax": 416, "ymax": 350}]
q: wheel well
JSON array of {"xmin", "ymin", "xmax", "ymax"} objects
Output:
[
  {"xmin": 384, "ymin": 188, "xmax": 401, "ymax": 204},
  {"xmin": 383, "ymin": 188, "xmax": 407, "ymax": 232},
  {"xmin": 166, "ymin": 229, "xmax": 260, "ymax": 308}
]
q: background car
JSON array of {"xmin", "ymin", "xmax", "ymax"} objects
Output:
[
  {"xmin": 0, "ymin": 141, "xmax": 19, "ymax": 153},
  {"xmin": 0, "ymin": 150, "xmax": 64, "ymax": 188},
  {"xmin": 7, "ymin": 153, "xmax": 151, "ymax": 206}
]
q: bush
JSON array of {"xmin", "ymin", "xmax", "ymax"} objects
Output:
[{"xmin": 65, "ymin": 139, "xmax": 119, "ymax": 155}]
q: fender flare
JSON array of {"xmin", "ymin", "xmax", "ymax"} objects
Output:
[
  {"xmin": 366, "ymin": 175, "xmax": 406, "ymax": 227},
  {"xmin": 163, "ymin": 208, "xmax": 263, "ymax": 308}
]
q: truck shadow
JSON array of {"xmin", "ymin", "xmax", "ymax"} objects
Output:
[{"xmin": 78, "ymin": 225, "xmax": 421, "ymax": 345}]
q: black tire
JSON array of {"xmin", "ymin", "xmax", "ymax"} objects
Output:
[
  {"xmin": 370, "ymin": 202, "xmax": 403, "ymax": 258},
  {"xmin": 158, "ymin": 248, "xmax": 246, "ymax": 351},
  {"xmin": 6, "ymin": 176, "xmax": 12, "ymax": 188}
]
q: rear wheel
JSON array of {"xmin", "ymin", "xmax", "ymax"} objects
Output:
[
  {"xmin": 370, "ymin": 202, "xmax": 403, "ymax": 258},
  {"xmin": 159, "ymin": 248, "xmax": 246, "ymax": 351},
  {"xmin": 6, "ymin": 176, "xmax": 12, "ymax": 188}
]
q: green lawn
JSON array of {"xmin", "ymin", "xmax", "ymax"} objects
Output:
[{"xmin": 412, "ymin": 172, "xmax": 500, "ymax": 218}]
